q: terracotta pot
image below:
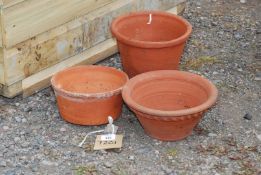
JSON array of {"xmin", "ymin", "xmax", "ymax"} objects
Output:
[
  {"xmin": 51, "ymin": 65, "xmax": 128, "ymax": 125},
  {"xmin": 122, "ymin": 70, "xmax": 218, "ymax": 141},
  {"xmin": 111, "ymin": 11, "xmax": 192, "ymax": 78}
]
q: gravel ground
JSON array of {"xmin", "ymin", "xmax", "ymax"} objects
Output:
[{"xmin": 0, "ymin": 0, "xmax": 260, "ymax": 174}]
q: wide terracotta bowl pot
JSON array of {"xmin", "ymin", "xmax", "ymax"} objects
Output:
[
  {"xmin": 111, "ymin": 11, "xmax": 192, "ymax": 78},
  {"xmin": 51, "ymin": 65, "xmax": 128, "ymax": 125},
  {"xmin": 122, "ymin": 70, "xmax": 218, "ymax": 141}
]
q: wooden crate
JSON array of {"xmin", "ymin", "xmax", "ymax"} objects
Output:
[{"xmin": 0, "ymin": 0, "xmax": 186, "ymax": 98}]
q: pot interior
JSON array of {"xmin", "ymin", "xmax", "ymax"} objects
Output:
[
  {"xmin": 115, "ymin": 13, "xmax": 188, "ymax": 42},
  {"xmin": 53, "ymin": 66, "xmax": 127, "ymax": 94},
  {"xmin": 131, "ymin": 78, "xmax": 209, "ymax": 111}
]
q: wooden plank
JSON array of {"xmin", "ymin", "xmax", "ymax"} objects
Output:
[
  {"xmin": 4, "ymin": 27, "xmax": 85, "ymax": 85},
  {"xmin": 0, "ymin": 64, "xmax": 4, "ymax": 83},
  {"xmin": 21, "ymin": 4, "xmax": 186, "ymax": 98},
  {"xmin": 2, "ymin": 0, "xmax": 115, "ymax": 47},
  {"xmin": 0, "ymin": 0, "xmax": 186, "ymax": 98},
  {"xmin": 2, "ymin": 0, "xmax": 26, "ymax": 8},
  {"xmin": 0, "ymin": 5, "xmax": 3, "ymax": 47},
  {"xmin": 0, "ymin": 5, "xmax": 5, "ymax": 84},
  {"xmin": 0, "ymin": 81, "xmax": 21, "ymax": 98},
  {"xmin": 3, "ymin": 0, "xmax": 186, "ymax": 86},
  {"xmin": 22, "ymin": 38, "xmax": 117, "ymax": 97},
  {"xmin": 0, "ymin": 49, "xmax": 4, "ymax": 84},
  {"xmin": 3, "ymin": 0, "xmax": 134, "ymax": 86},
  {"xmin": 168, "ymin": 1, "xmax": 186, "ymax": 15},
  {"xmin": 7, "ymin": 0, "xmax": 133, "ymax": 49}
]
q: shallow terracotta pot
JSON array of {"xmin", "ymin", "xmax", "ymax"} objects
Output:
[
  {"xmin": 111, "ymin": 11, "xmax": 192, "ymax": 78},
  {"xmin": 122, "ymin": 70, "xmax": 218, "ymax": 141},
  {"xmin": 51, "ymin": 65, "xmax": 128, "ymax": 125}
]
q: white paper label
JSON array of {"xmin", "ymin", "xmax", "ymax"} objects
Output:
[{"xmin": 100, "ymin": 134, "xmax": 116, "ymax": 141}]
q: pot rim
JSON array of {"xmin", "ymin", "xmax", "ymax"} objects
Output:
[
  {"xmin": 122, "ymin": 70, "xmax": 218, "ymax": 117},
  {"xmin": 111, "ymin": 11, "xmax": 192, "ymax": 48},
  {"xmin": 51, "ymin": 65, "xmax": 129, "ymax": 99}
]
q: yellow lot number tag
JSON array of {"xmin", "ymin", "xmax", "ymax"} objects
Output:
[{"xmin": 94, "ymin": 134, "xmax": 123, "ymax": 150}]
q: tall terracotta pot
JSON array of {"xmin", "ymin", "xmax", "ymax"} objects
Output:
[
  {"xmin": 51, "ymin": 65, "xmax": 128, "ymax": 125},
  {"xmin": 122, "ymin": 70, "xmax": 218, "ymax": 141},
  {"xmin": 111, "ymin": 11, "xmax": 192, "ymax": 78}
]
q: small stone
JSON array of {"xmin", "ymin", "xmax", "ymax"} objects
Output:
[
  {"xmin": 237, "ymin": 68, "xmax": 243, "ymax": 72},
  {"xmin": 5, "ymin": 170, "xmax": 15, "ymax": 175},
  {"xmin": 44, "ymin": 150, "xmax": 50, "ymax": 156},
  {"xmin": 161, "ymin": 165, "xmax": 174, "ymax": 174},
  {"xmin": 99, "ymin": 150, "xmax": 107, "ymax": 155},
  {"xmin": 246, "ymin": 130, "xmax": 252, "ymax": 134},
  {"xmin": 14, "ymin": 137, "xmax": 20, "ymax": 142},
  {"xmin": 104, "ymin": 162, "xmax": 113, "ymax": 168},
  {"xmin": 60, "ymin": 127, "xmax": 66, "ymax": 132},
  {"xmin": 21, "ymin": 118, "xmax": 27, "ymax": 123},
  {"xmin": 15, "ymin": 116, "xmax": 22, "ymax": 123},
  {"xmin": 99, "ymin": 156, "xmax": 105, "ymax": 160},
  {"xmin": 217, "ymin": 31, "xmax": 224, "ymax": 36},
  {"xmin": 254, "ymin": 72, "xmax": 261, "ymax": 81},
  {"xmin": 211, "ymin": 21, "xmax": 218, "ymax": 26},
  {"xmin": 81, "ymin": 151, "xmax": 86, "ymax": 158},
  {"xmin": 213, "ymin": 71, "xmax": 218, "ymax": 75},
  {"xmin": 128, "ymin": 155, "xmax": 135, "ymax": 160},
  {"xmin": 31, "ymin": 166, "xmax": 38, "ymax": 172},
  {"xmin": 3, "ymin": 126, "xmax": 9, "ymax": 130},
  {"xmin": 111, "ymin": 148, "xmax": 122, "ymax": 153},
  {"xmin": 15, "ymin": 103, "xmax": 20, "ymax": 106},
  {"xmin": 0, "ymin": 160, "xmax": 7, "ymax": 167},
  {"xmin": 21, "ymin": 142, "xmax": 30, "ymax": 148},
  {"xmin": 256, "ymin": 134, "xmax": 261, "ymax": 141},
  {"xmin": 154, "ymin": 141, "xmax": 162, "ymax": 146},
  {"xmin": 24, "ymin": 107, "xmax": 32, "ymax": 112},
  {"xmin": 234, "ymin": 33, "xmax": 242, "ymax": 40},
  {"xmin": 243, "ymin": 113, "xmax": 252, "ymax": 120},
  {"xmin": 208, "ymin": 133, "xmax": 217, "ymax": 137},
  {"xmin": 41, "ymin": 160, "xmax": 58, "ymax": 166},
  {"xmin": 136, "ymin": 147, "xmax": 150, "ymax": 154},
  {"xmin": 213, "ymin": 80, "xmax": 222, "ymax": 84},
  {"xmin": 168, "ymin": 156, "xmax": 173, "ymax": 160},
  {"xmin": 256, "ymin": 53, "xmax": 261, "ymax": 60},
  {"xmin": 196, "ymin": 2, "xmax": 201, "ymax": 6},
  {"xmin": 20, "ymin": 131, "xmax": 25, "ymax": 135}
]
